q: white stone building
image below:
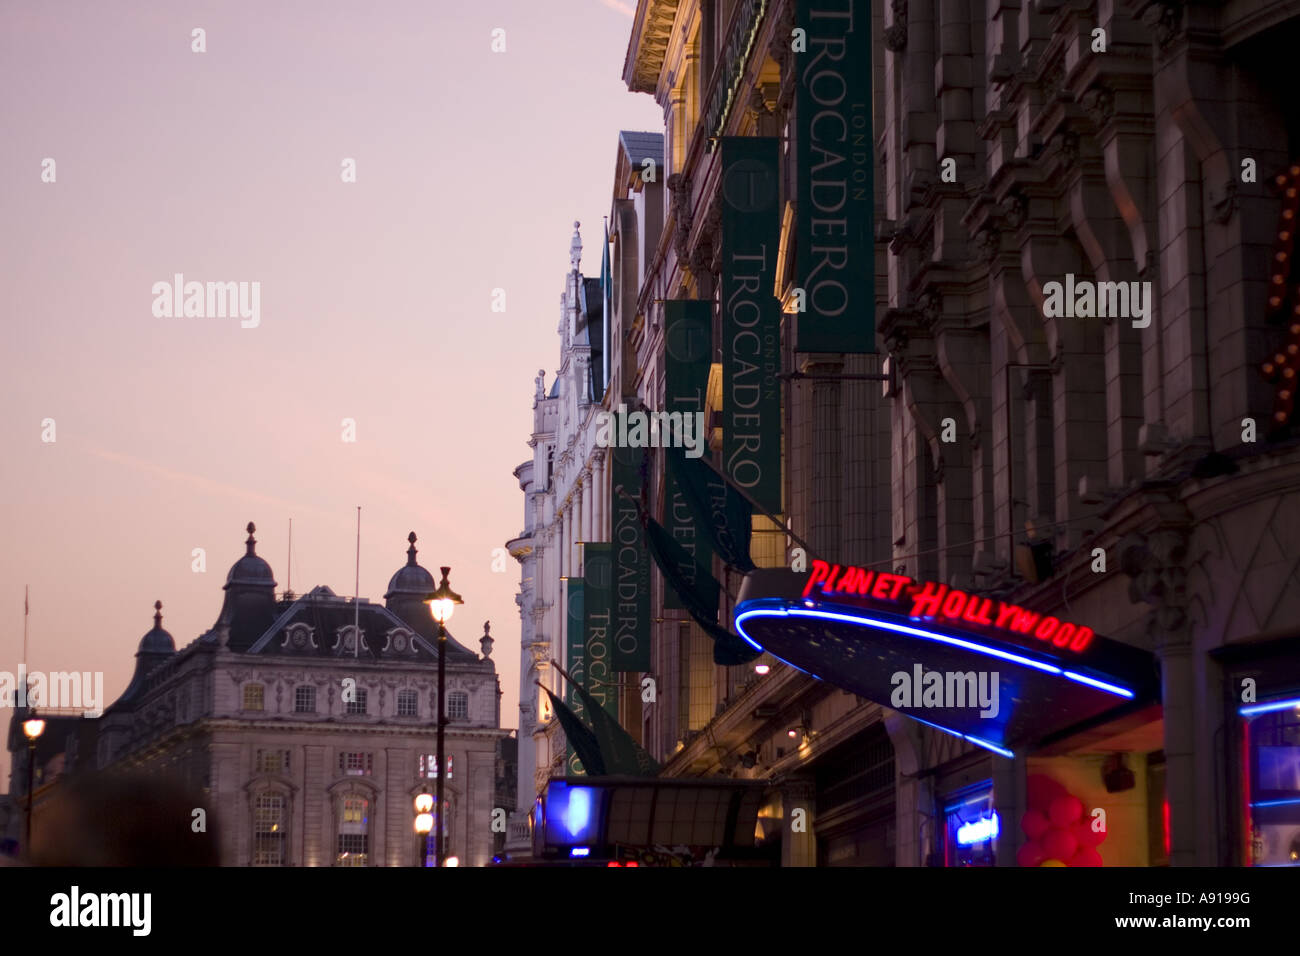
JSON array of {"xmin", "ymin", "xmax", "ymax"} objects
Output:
[
  {"xmin": 504, "ymin": 223, "xmax": 613, "ymax": 851},
  {"xmin": 94, "ymin": 523, "xmax": 506, "ymax": 866}
]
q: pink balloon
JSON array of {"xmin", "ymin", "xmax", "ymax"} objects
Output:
[
  {"xmin": 1073, "ymin": 819, "xmax": 1106, "ymax": 847},
  {"xmin": 1017, "ymin": 840, "xmax": 1047, "ymax": 868},
  {"xmin": 1021, "ymin": 809, "xmax": 1050, "ymax": 840},
  {"xmin": 1068, "ymin": 845, "xmax": 1104, "ymax": 867},
  {"xmin": 1041, "ymin": 826, "xmax": 1078, "ymax": 862},
  {"xmin": 1049, "ymin": 794, "xmax": 1084, "ymax": 828},
  {"xmin": 1027, "ymin": 774, "xmax": 1068, "ymax": 812}
]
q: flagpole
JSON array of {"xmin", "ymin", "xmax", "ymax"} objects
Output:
[
  {"xmin": 23, "ymin": 585, "xmax": 30, "ymax": 706},
  {"xmin": 354, "ymin": 507, "xmax": 361, "ymax": 659}
]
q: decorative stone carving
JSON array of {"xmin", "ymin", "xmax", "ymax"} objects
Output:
[
  {"xmin": 668, "ymin": 173, "xmax": 693, "ymax": 265},
  {"xmin": 1210, "ymin": 180, "xmax": 1237, "ymax": 224},
  {"xmin": 1139, "ymin": 1, "xmax": 1184, "ymax": 52},
  {"xmin": 884, "ymin": 0, "xmax": 907, "ymax": 52},
  {"xmin": 976, "ymin": 227, "xmax": 1002, "ymax": 263},
  {"xmin": 1001, "ymin": 191, "xmax": 1028, "ymax": 229},
  {"xmin": 1080, "ymin": 85, "xmax": 1115, "ymax": 128},
  {"xmin": 1121, "ymin": 523, "xmax": 1192, "ymax": 642}
]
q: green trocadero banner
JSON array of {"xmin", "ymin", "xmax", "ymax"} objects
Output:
[
  {"xmin": 662, "ymin": 299, "xmax": 714, "ymax": 610},
  {"xmin": 582, "ymin": 543, "xmax": 618, "ymax": 715},
  {"xmin": 565, "ymin": 575, "xmax": 586, "ymax": 774},
  {"xmin": 720, "ymin": 136, "xmax": 782, "ymax": 514},
  {"xmin": 794, "ymin": 0, "xmax": 874, "ymax": 353},
  {"xmin": 610, "ymin": 430, "xmax": 651, "ymax": 672}
]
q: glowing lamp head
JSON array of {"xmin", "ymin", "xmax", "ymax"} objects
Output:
[
  {"xmin": 755, "ymin": 664, "xmax": 771, "ymax": 675},
  {"xmin": 444, "ymin": 856, "xmax": 460, "ymax": 867},
  {"xmin": 414, "ymin": 792, "xmax": 433, "ymax": 815},
  {"xmin": 414, "ymin": 813, "xmax": 434, "ymax": 834},
  {"xmin": 425, "ymin": 567, "xmax": 464, "ymax": 625},
  {"xmin": 22, "ymin": 718, "xmax": 45, "ymax": 741}
]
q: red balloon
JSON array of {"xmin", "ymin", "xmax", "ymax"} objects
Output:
[
  {"xmin": 1041, "ymin": 827, "xmax": 1078, "ymax": 862},
  {"xmin": 1049, "ymin": 794, "xmax": 1084, "ymax": 828},
  {"xmin": 1021, "ymin": 809, "xmax": 1050, "ymax": 840},
  {"xmin": 1069, "ymin": 845, "xmax": 1104, "ymax": 867},
  {"xmin": 1073, "ymin": 819, "xmax": 1106, "ymax": 847},
  {"xmin": 1027, "ymin": 774, "xmax": 1068, "ymax": 811},
  {"xmin": 1016, "ymin": 840, "xmax": 1047, "ymax": 868}
]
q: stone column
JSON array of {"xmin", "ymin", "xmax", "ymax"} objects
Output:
[
  {"xmin": 582, "ymin": 468, "xmax": 594, "ymax": 555},
  {"xmin": 1122, "ymin": 516, "xmax": 1196, "ymax": 864},
  {"xmin": 780, "ymin": 776, "xmax": 818, "ymax": 867},
  {"xmin": 592, "ymin": 452, "xmax": 606, "ymax": 541}
]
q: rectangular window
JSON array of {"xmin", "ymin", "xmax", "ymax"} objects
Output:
[
  {"xmin": 253, "ymin": 793, "xmax": 286, "ymax": 866},
  {"xmin": 338, "ymin": 751, "xmax": 373, "ymax": 776},
  {"xmin": 397, "ymin": 689, "xmax": 418, "ymax": 717},
  {"xmin": 418, "ymin": 754, "xmax": 453, "ymax": 779},
  {"xmin": 337, "ymin": 796, "xmax": 369, "ymax": 867},
  {"xmin": 345, "ymin": 688, "xmax": 368, "ymax": 715},
  {"xmin": 447, "ymin": 691, "xmax": 469, "ymax": 720},
  {"xmin": 243, "ymin": 683, "xmax": 264, "ymax": 711},
  {"xmin": 256, "ymin": 749, "xmax": 291, "ymax": 774},
  {"xmin": 294, "ymin": 685, "xmax": 316, "ymax": 714},
  {"xmin": 1243, "ymin": 701, "xmax": 1300, "ymax": 866}
]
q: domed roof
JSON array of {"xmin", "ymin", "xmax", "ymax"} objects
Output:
[
  {"xmin": 138, "ymin": 600, "xmax": 175, "ymax": 655},
  {"xmin": 225, "ymin": 522, "xmax": 276, "ymax": 589},
  {"xmin": 385, "ymin": 532, "xmax": 436, "ymax": 599}
]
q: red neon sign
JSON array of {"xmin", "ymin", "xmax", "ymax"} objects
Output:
[{"xmin": 800, "ymin": 559, "xmax": 1094, "ymax": 653}]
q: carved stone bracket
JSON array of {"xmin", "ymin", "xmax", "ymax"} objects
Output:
[
  {"xmin": 884, "ymin": 0, "xmax": 907, "ymax": 52},
  {"xmin": 1120, "ymin": 520, "xmax": 1193, "ymax": 645},
  {"xmin": 1139, "ymin": 1, "xmax": 1185, "ymax": 53},
  {"xmin": 1080, "ymin": 85, "xmax": 1115, "ymax": 129},
  {"xmin": 1210, "ymin": 180, "xmax": 1237, "ymax": 224}
]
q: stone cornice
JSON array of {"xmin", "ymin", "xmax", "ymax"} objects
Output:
[{"xmin": 623, "ymin": 0, "xmax": 682, "ymax": 94}]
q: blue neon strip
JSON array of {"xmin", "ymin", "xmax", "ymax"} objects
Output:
[
  {"xmin": 1249, "ymin": 797, "xmax": 1300, "ymax": 808},
  {"xmin": 904, "ymin": 711, "xmax": 1016, "ymax": 759},
  {"xmin": 735, "ymin": 604, "xmax": 1138, "ymax": 700},
  {"xmin": 736, "ymin": 606, "xmax": 1062, "ymax": 675},
  {"xmin": 1063, "ymin": 670, "xmax": 1135, "ymax": 699},
  {"xmin": 1240, "ymin": 696, "xmax": 1300, "ymax": 717}
]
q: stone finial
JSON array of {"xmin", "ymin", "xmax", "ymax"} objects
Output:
[
  {"xmin": 154, "ymin": 600, "xmax": 163, "ymax": 628},
  {"xmin": 245, "ymin": 522, "xmax": 257, "ymax": 554},
  {"xmin": 407, "ymin": 531, "xmax": 418, "ymax": 566},
  {"xmin": 480, "ymin": 620, "xmax": 494, "ymax": 660},
  {"xmin": 569, "ymin": 221, "xmax": 583, "ymax": 270}
]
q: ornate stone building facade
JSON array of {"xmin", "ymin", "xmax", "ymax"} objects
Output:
[
  {"xmin": 93, "ymin": 524, "xmax": 506, "ymax": 866},
  {"xmin": 613, "ymin": 0, "xmax": 1300, "ymax": 866},
  {"xmin": 505, "ymin": 223, "xmax": 612, "ymax": 849},
  {"xmin": 876, "ymin": 0, "xmax": 1300, "ymax": 866}
]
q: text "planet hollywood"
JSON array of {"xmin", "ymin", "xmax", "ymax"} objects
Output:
[{"xmin": 801, "ymin": 559, "xmax": 1095, "ymax": 653}]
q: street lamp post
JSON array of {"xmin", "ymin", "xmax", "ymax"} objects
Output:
[
  {"xmin": 425, "ymin": 566, "xmax": 463, "ymax": 868},
  {"xmin": 22, "ymin": 715, "xmax": 45, "ymax": 857},
  {"xmin": 414, "ymin": 792, "xmax": 433, "ymax": 867}
]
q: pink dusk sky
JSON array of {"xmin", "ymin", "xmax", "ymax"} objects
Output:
[{"xmin": 0, "ymin": 0, "xmax": 662, "ymax": 784}]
